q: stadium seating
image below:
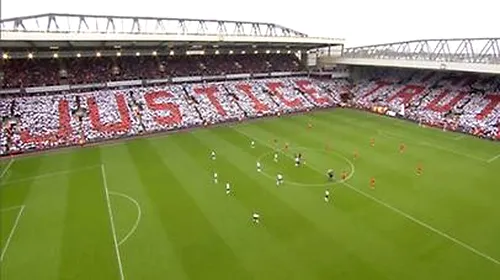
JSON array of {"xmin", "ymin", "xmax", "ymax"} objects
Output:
[
  {"xmin": 2, "ymin": 59, "xmax": 61, "ymax": 88},
  {"xmin": 0, "ymin": 78, "xmax": 337, "ymax": 155},
  {"xmin": 1, "ymin": 61, "xmax": 500, "ymax": 156},
  {"xmin": 1, "ymin": 54, "xmax": 301, "ymax": 88},
  {"xmin": 350, "ymin": 70, "xmax": 500, "ymax": 140}
]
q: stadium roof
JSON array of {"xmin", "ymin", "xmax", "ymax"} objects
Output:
[
  {"xmin": 343, "ymin": 38, "xmax": 500, "ymax": 64},
  {"xmin": 0, "ymin": 13, "xmax": 344, "ymax": 51}
]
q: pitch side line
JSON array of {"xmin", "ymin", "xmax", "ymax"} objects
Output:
[
  {"xmin": 0, "ymin": 158, "xmax": 14, "ymax": 180},
  {"xmin": 487, "ymin": 154, "xmax": 500, "ymax": 163},
  {"xmin": 235, "ymin": 128, "xmax": 500, "ymax": 266},
  {"xmin": 419, "ymin": 140, "xmax": 486, "ymax": 162},
  {"xmin": 0, "ymin": 165, "xmax": 100, "ymax": 188},
  {"xmin": 339, "ymin": 181, "xmax": 500, "ymax": 265},
  {"xmin": 109, "ymin": 191, "xmax": 142, "ymax": 247},
  {"xmin": 307, "ymin": 114, "xmax": 483, "ymax": 162},
  {"xmin": 100, "ymin": 164, "xmax": 125, "ymax": 280},
  {"xmin": 314, "ymin": 113, "xmax": 487, "ymax": 162},
  {"xmin": 303, "ymin": 152, "xmax": 500, "ymax": 265},
  {"xmin": 0, "ymin": 205, "xmax": 25, "ymax": 262},
  {"xmin": 378, "ymin": 130, "xmax": 488, "ymax": 163}
]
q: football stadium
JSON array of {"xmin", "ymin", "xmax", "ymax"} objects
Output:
[{"xmin": 1, "ymin": 13, "xmax": 500, "ymax": 280}]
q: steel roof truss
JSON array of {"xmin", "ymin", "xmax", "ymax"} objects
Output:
[
  {"xmin": 0, "ymin": 14, "xmax": 308, "ymax": 38},
  {"xmin": 454, "ymin": 39, "xmax": 474, "ymax": 62},
  {"xmin": 77, "ymin": 17, "xmax": 89, "ymax": 32},
  {"xmin": 47, "ymin": 15, "xmax": 59, "ymax": 32},
  {"xmin": 217, "ymin": 21, "xmax": 227, "ymax": 35},
  {"xmin": 477, "ymin": 39, "xmax": 495, "ymax": 63},
  {"xmin": 155, "ymin": 19, "xmax": 166, "ymax": 33}
]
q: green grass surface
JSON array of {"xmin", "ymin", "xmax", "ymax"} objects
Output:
[{"xmin": 1, "ymin": 108, "xmax": 500, "ymax": 280}]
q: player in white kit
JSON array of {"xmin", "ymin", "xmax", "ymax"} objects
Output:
[
  {"xmin": 251, "ymin": 141, "xmax": 255, "ymax": 148},
  {"xmin": 327, "ymin": 169, "xmax": 334, "ymax": 181},
  {"xmin": 211, "ymin": 151, "xmax": 216, "ymax": 160},
  {"xmin": 252, "ymin": 212, "xmax": 260, "ymax": 223},
  {"xmin": 274, "ymin": 153, "xmax": 278, "ymax": 162},
  {"xmin": 213, "ymin": 172, "xmax": 218, "ymax": 184},
  {"xmin": 276, "ymin": 173, "xmax": 283, "ymax": 186},
  {"xmin": 257, "ymin": 162, "xmax": 261, "ymax": 172},
  {"xmin": 324, "ymin": 190, "xmax": 330, "ymax": 202},
  {"xmin": 226, "ymin": 183, "xmax": 231, "ymax": 194}
]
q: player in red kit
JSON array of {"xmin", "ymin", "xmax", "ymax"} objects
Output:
[
  {"xmin": 370, "ymin": 177, "xmax": 376, "ymax": 189},
  {"xmin": 341, "ymin": 170, "xmax": 348, "ymax": 181},
  {"xmin": 370, "ymin": 138, "xmax": 375, "ymax": 147},
  {"xmin": 399, "ymin": 143, "xmax": 406, "ymax": 154},
  {"xmin": 416, "ymin": 163, "xmax": 423, "ymax": 175}
]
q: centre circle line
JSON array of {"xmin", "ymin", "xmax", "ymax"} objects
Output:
[{"xmin": 255, "ymin": 146, "xmax": 356, "ymax": 187}]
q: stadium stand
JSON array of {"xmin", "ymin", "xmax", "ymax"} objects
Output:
[
  {"xmin": 1, "ymin": 54, "xmax": 300, "ymax": 88},
  {"xmin": 2, "ymin": 57, "xmax": 500, "ymax": 156},
  {"xmin": 350, "ymin": 68, "xmax": 500, "ymax": 140},
  {"xmin": 1, "ymin": 14, "xmax": 499, "ymax": 157},
  {"xmin": 0, "ymin": 66, "xmax": 342, "ymax": 155}
]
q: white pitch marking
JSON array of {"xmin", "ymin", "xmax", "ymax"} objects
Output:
[
  {"xmin": 487, "ymin": 154, "xmax": 500, "ymax": 163},
  {"xmin": 0, "ymin": 165, "xmax": 100, "ymax": 188},
  {"xmin": 255, "ymin": 147, "xmax": 355, "ymax": 187},
  {"xmin": 0, "ymin": 205, "xmax": 25, "ymax": 262},
  {"xmin": 297, "ymin": 143, "xmax": 500, "ymax": 265},
  {"xmin": 308, "ymin": 113, "xmax": 473, "ymax": 159},
  {"xmin": 0, "ymin": 205, "xmax": 23, "ymax": 212},
  {"xmin": 109, "ymin": 191, "xmax": 142, "ymax": 247},
  {"xmin": 378, "ymin": 130, "xmax": 487, "ymax": 163},
  {"xmin": 419, "ymin": 140, "xmax": 487, "ymax": 162},
  {"xmin": 340, "ymin": 181, "xmax": 500, "ymax": 265},
  {"xmin": 235, "ymin": 128, "xmax": 500, "ymax": 266},
  {"xmin": 453, "ymin": 135, "xmax": 465, "ymax": 140},
  {"xmin": 100, "ymin": 164, "xmax": 125, "ymax": 280},
  {"xmin": 0, "ymin": 158, "xmax": 14, "ymax": 180}
]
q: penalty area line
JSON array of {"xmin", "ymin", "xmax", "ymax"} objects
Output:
[
  {"xmin": 0, "ymin": 205, "xmax": 23, "ymax": 212},
  {"xmin": 0, "ymin": 205, "xmax": 25, "ymax": 262},
  {"xmin": 0, "ymin": 165, "xmax": 101, "ymax": 188},
  {"xmin": 0, "ymin": 158, "xmax": 14, "ymax": 180},
  {"xmin": 100, "ymin": 164, "xmax": 125, "ymax": 280},
  {"xmin": 487, "ymin": 154, "xmax": 500, "ymax": 163}
]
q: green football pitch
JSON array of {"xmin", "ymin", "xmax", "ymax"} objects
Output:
[{"xmin": 1, "ymin": 108, "xmax": 499, "ymax": 280}]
